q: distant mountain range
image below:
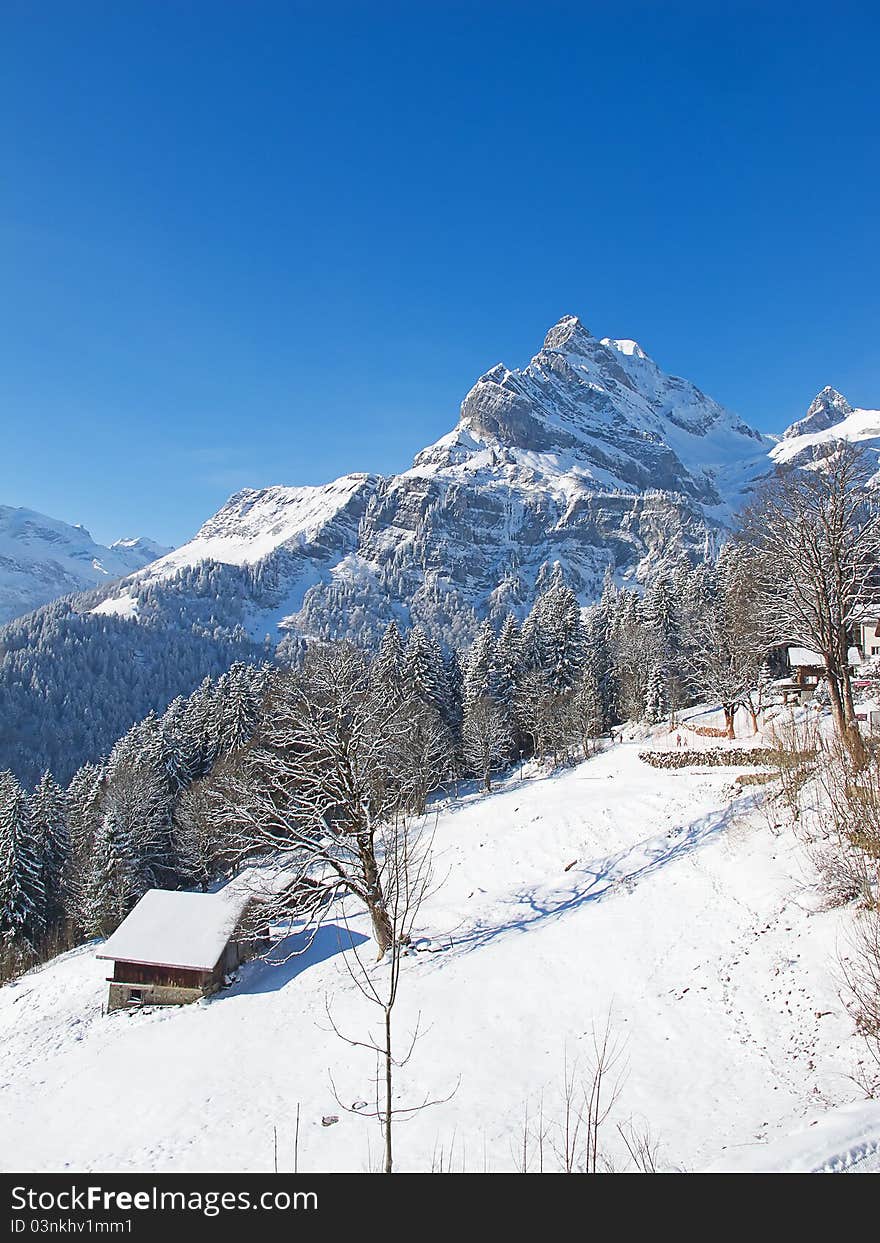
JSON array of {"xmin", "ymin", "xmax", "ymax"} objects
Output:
[
  {"xmin": 3, "ymin": 314, "xmax": 877, "ymax": 783},
  {"xmin": 0, "ymin": 508, "xmax": 170, "ymax": 624},
  {"xmin": 86, "ymin": 314, "xmax": 782, "ymax": 648}
]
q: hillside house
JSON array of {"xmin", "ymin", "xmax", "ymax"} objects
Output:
[
  {"xmin": 779, "ymin": 647, "xmax": 827, "ymax": 704},
  {"xmin": 96, "ymin": 870, "xmax": 288, "ymax": 1012},
  {"xmin": 780, "ymin": 645, "xmax": 862, "ymax": 705},
  {"xmin": 857, "ymin": 616, "xmax": 880, "ymax": 661}
]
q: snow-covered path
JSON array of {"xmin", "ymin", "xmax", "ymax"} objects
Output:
[{"xmin": 0, "ymin": 743, "xmax": 871, "ymax": 1172}]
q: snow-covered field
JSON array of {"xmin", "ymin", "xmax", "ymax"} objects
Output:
[{"xmin": 1, "ymin": 738, "xmax": 878, "ymax": 1173}]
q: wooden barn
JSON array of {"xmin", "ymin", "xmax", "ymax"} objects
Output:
[{"xmin": 97, "ymin": 870, "xmax": 286, "ymax": 1012}]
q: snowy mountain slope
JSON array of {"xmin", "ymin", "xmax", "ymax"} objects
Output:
[
  {"xmin": 0, "ymin": 506, "xmax": 171, "ymax": 624},
  {"xmin": 109, "ymin": 536, "xmax": 170, "ymax": 564},
  {"xmin": 771, "ymin": 385, "xmax": 880, "ymax": 469},
  {"xmin": 90, "ymin": 473, "xmax": 379, "ymax": 634},
  {"xmin": 91, "ymin": 315, "xmax": 775, "ymax": 647},
  {"xmin": 413, "ymin": 315, "xmax": 771, "ymax": 508},
  {"xmin": 0, "ymin": 736, "xmax": 869, "ymax": 1173},
  {"xmin": 146, "ymin": 475, "xmax": 377, "ymax": 574}
]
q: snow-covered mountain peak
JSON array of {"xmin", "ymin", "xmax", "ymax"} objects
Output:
[
  {"xmin": 416, "ymin": 314, "xmax": 772, "ymax": 514},
  {"xmin": 772, "ymin": 388, "xmax": 880, "ymax": 468},
  {"xmin": 70, "ymin": 313, "xmax": 814, "ymax": 654},
  {"xmin": 542, "ymin": 313, "xmax": 594, "ymax": 354},
  {"xmin": 808, "ymin": 385, "xmax": 851, "ymax": 417},
  {"xmin": 782, "ymin": 386, "xmax": 853, "ymax": 440}
]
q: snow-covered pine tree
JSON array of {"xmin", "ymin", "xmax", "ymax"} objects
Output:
[
  {"xmin": 81, "ymin": 808, "xmax": 139, "ymax": 937},
  {"xmin": 373, "ymin": 620, "xmax": 407, "ymax": 698},
  {"xmin": 495, "ymin": 613, "xmax": 523, "ymax": 715},
  {"xmin": 463, "ymin": 619, "xmax": 498, "ymax": 709},
  {"xmin": 404, "ymin": 626, "xmax": 446, "ymax": 713},
  {"xmin": 438, "ymin": 647, "xmax": 465, "ymax": 769},
  {"xmin": 644, "ymin": 664, "xmax": 666, "ymax": 725},
  {"xmin": 217, "ymin": 661, "xmax": 266, "ymax": 755},
  {"xmin": 520, "ymin": 597, "xmax": 546, "ymax": 674},
  {"xmin": 102, "ymin": 719, "xmax": 178, "ymax": 894},
  {"xmin": 64, "ymin": 762, "xmax": 106, "ymax": 933},
  {"xmin": 140, "ymin": 710, "xmax": 186, "ymax": 802},
  {"xmin": 643, "ymin": 573, "xmax": 680, "ymax": 659},
  {"xmin": 543, "ymin": 584, "xmax": 586, "ymax": 693},
  {"xmin": 171, "ymin": 779, "xmax": 222, "ymax": 892},
  {"xmin": 177, "ymin": 676, "xmax": 222, "ymax": 783},
  {"xmin": 581, "ymin": 603, "xmax": 614, "ymax": 731},
  {"xmin": 29, "ymin": 772, "xmax": 69, "ymax": 931},
  {"xmin": 0, "ymin": 771, "xmax": 46, "ymax": 954},
  {"xmin": 573, "ymin": 668, "xmax": 604, "ymax": 750}
]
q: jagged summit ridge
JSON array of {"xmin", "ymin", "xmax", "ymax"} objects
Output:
[
  {"xmin": 416, "ymin": 314, "xmax": 771, "ymax": 506},
  {"xmin": 542, "ymin": 313, "xmax": 594, "ymax": 353}
]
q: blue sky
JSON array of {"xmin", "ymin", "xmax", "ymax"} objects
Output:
[{"xmin": 1, "ymin": 1, "xmax": 878, "ymax": 547}]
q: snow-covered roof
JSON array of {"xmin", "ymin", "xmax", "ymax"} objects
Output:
[
  {"xmin": 787, "ymin": 646, "xmax": 861, "ymax": 669},
  {"xmin": 787, "ymin": 647, "xmax": 824, "ymax": 667},
  {"xmin": 96, "ymin": 868, "xmax": 294, "ymax": 972}
]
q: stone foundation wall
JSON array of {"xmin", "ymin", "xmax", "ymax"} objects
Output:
[
  {"xmin": 107, "ymin": 981, "xmax": 216, "ymax": 1012},
  {"xmin": 638, "ymin": 747, "xmax": 776, "ymax": 769}
]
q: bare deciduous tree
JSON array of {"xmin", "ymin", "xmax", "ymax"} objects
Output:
[
  {"xmin": 685, "ymin": 548, "xmax": 766, "ymax": 738},
  {"xmin": 209, "ymin": 644, "xmax": 431, "ymax": 956},
  {"xmin": 514, "ymin": 1017, "xmax": 628, "ymax": 1173},
  {"xmin": 741, "ymin": 443, "xmax": 880, "ymax": 759},
  {"xmin": 811, "ymin": 733, "xmax": 880, "ymax": 903},
  {"xmin": 325, "ymin": 817, "xmax": 456, "ymax": 1172},
  {"xmin": 463, "ymin": 696, "xmax": 511, "ymax": 791}
]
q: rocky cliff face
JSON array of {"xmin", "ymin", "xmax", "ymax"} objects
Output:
[{"xmin": 90, "ymin": 315, "xmax": 777, "ymax": 647}]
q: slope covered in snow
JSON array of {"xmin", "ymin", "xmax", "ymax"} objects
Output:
[
  {"xmin": 0, "ymin": 736, "xmax": 871, "ymax": 1173},
  {"xmin": 0, "ymin": 505, "xmax": 171, "ymax": 624},
  {"xmin": 147, "ymin": 476, "xmax": 377, "ymax": 574}
]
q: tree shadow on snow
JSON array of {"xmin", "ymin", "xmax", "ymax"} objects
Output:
[
  {"xmin": 222, "ymin": 922, "xmax": 370, "ymax": 997},
  {"xmin": 448, "ymin": 796, "xmax": 750, "ymax": 958}
]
